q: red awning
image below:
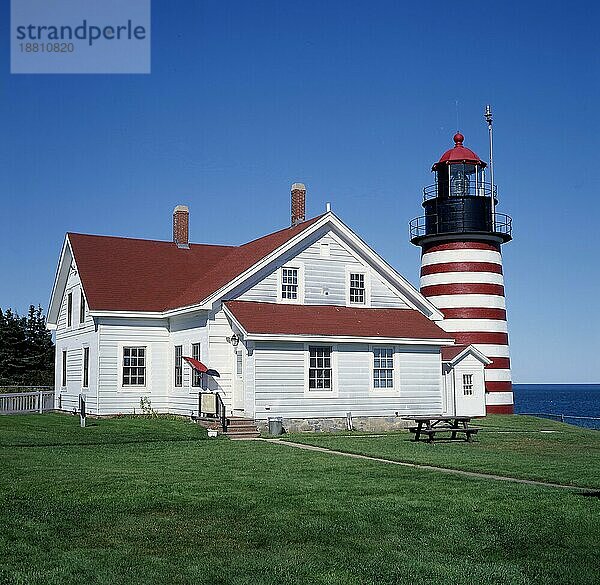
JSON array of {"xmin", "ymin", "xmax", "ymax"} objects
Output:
[
  {"xmin": 182, "ymin": 357, "xmax": 220, "ymax": 377},
  {"xmin": 183, "ymin": 356, "xmax": 208, "ymax": 372}
]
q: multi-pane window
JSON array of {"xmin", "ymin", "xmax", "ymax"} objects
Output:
[
  {"xmin": 174, "ymin": 345, "xmax": 183, "ymax": 387},
  {"xmin": 236, "ymin": 351, "xmax": 243, "ymax": 376},
  {"xmin": 123, "ymin": 347, "xmax": 146, "ymax": 386},
  {"xmin": 308, "ymin": 346, "xmax": 332, "ymax": 390},
  {"xmin": 191, "ymin": 343, "xmax": 202, "ymax": 388},
  {"xmin": 67, "ymin": 292, "xmax": 73, "ymax": 327},
  {"xmin": 79, "ymin": 293, "xmax": 86, "ymax": 324},
  {"xmin": 82, "ymin": 347, "xmax": 89, "ymax": 388},
  {"xmin": 61, "ymin": 350, "xmax": 67, "ymax": 387},
  {"xmin": 463, "ymin": 374, "xmax": 474, "ymax": 395},
  {"xmin": 349, "ymin": 273, "xmax": 365, "ymax": 304},
  {"xmin": 373, "ymin": 347, "xmax": 394, "ymax": 389},
  {"xmin": 281, "ymin": 267, "xmax": 299, "ymax": 300}
]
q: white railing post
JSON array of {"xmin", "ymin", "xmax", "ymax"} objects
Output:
[{"xmin": 38, "ymin": 388, "xmax": 43, "ymax": 414}]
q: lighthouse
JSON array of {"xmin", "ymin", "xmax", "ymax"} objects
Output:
[{"xmin": 409, "ymin": 121, "xmax": 514, "ymax": 414}]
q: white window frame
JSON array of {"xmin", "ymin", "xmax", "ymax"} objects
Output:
[
  {"xmin": 277, "ymin": 263, "xmax": 304, "ymax": 303},
  {"xmin": 79, "ymin": 291, "xmax": 86, "ymax": 325},
  {"xmin": 66, "ymin": 291, "xmax": 73, "ymax": 328},
  {"xmin": 118, "ymin": 344, "xmax": 151, "ymax": 391},
  {"xmin": 81, "ymin": 345, "xmax": 90, "ymax": 389},
  {"xmin": 345, "ymin": 266, "xmax": 371, "ymax": 307},
  {"xmin": 304, "ymin": 343, "xmax": 338, "ymax": 397},
  {"xmin": 174, "ymin": 345, "xmax": 183, "ymax": 388},
  {"xmin": 369, "ymin": 345, "xmax": 398, "ymax": 393},
  {"xmin": 191, "ymin": 342, "xmax": 203, "ymax": 389},
  {"xmin": 61, "ymin": 350, "xmax": 67, "ymax": 389},
  {"xmin": 462, "ymin": 373, "xmax": 474, "ymax": 396}
]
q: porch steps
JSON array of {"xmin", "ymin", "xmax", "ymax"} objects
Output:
[
  {"xmin": 196, "ymin": 416, "xmax": 260, "ymax": 439},
  {"xmin": 224, "ymin": 417, "xmax": 261, "ymax": 439}
]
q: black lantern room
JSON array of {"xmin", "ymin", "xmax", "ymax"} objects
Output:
[{"xmin": 410, "ymin": 132, "xmax": 512, "ymax": 244}]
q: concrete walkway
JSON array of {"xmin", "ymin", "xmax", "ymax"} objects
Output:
[{"xmin": 259, "ymin": 438, "xmax": 596, "ymax": 493}]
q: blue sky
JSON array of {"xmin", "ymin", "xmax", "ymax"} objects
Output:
[{"xmin": 1, "ymin": 0, "xmax": 598, "ymax": 383}]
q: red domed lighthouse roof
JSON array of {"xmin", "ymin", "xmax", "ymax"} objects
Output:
[{"xmin": 432, "ymin": 132, "xmax": 486, "ymax": 170}]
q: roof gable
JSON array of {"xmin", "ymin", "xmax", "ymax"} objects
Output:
[
  {"xmin": 167, "ymin": 215, "xmax": 324, "ymax": 310},
  {"xmin": 441, "ymin": 344, "xmax": 492, "ymax": 365}
]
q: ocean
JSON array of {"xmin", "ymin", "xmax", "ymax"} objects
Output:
[{"xmin": 513, "ymin": 384, "xmax": 600, "ymax": 429}]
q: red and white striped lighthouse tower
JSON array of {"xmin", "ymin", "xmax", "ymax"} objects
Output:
[{"xmin": 409, "ymin": 118, "xmax": 514, "ymax": 413}]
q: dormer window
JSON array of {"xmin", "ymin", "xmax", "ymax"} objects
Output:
[{"xmin": 281, "ymin": 267, "xmax": 299, "ymax": 300}]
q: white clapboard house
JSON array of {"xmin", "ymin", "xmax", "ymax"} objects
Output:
[{"xmin": 47, "ymin": 184, "xmax": 489, "ymax": 431}]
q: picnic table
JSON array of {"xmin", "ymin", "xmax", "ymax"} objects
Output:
[{"xmin": 404, "ymin": 416, "xmax": 480, "ymax": 443}]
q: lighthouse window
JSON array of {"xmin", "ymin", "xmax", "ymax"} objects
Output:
[
  {"xmin": 462, "ymin": 374, "xmax": 474, "ymax": 395},
  {"xmin": 349, "ymin": 273, "xmax": 365, "ymax": 304},
  {"xmin": 450, "ymin": 164, "xmax": 470, "ymax": 197}
]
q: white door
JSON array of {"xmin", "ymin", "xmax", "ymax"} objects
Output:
[
  {"xmin": 232, "ymin": 348, "xmax": 244, "ymax": 412},
  {"xmin": 454, "ymin": 369, "xmax": 486, "ymax": 417}
]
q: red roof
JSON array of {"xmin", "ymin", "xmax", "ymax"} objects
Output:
[
  {"xmin": 69, "ymin": 215, "xmax": 323, "ymax": 312},
  {"xmin": 432, "ymin": 132, "xmax": 485, "ymax": 170},
  {"xmin": 225, "ymin": 301, "xmax": 453, "ymax": 340},
  {"xmin": 441, "ymin": 344, "xmax": 470, "ymax": 361}
]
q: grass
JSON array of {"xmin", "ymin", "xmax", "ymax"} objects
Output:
[
  {"xmin": 285, "ymin": 415, "xmax": 600, "ymax": 489},
  {"xmin": 0, "ymin": 413, "xmax": 209, "ymax": 446},
  {"xmin": 0, "ymin": 414, "xmax": 598, "ymax": 584}
]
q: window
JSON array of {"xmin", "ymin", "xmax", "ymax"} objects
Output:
[
  {"xmin": 373, "ymin": 347, "xmax": 394, "ymax": 389},
  {"xmin": 61, "ymin": 350, "xmax": 67, "ymax": 387},
  {"xmin": 82, "ymin": 347, "xmax": 89, "ymax": 388},
  {"xmin": 281, "ymin": 267, "xmax": 299, "ymax": 300},
  {"xmin": 122, "ymin": 347, "xmax": 146, "ymax": 386},
  {"xmin": 308, "ymin": 346, "xmax": 332, "ymax": 390},
  {"xmin": 349, "ymin": 273, "xmax": 365, "ymax": 304},
  {"xmin": 463, "ymin": 374, "xmax": 474, "ymax": 396},
  {"xmin": 67, "ymin": 292, "xmax": 73, "ymax": 327},
  {"xmin": 236, "ymin": 350, "xmax": 243, "ymax": 376},
  {"xmin": 191, "ymin": 343, "xmax": 202, "ymax": 387},
  {"xmin": 79, "ymin": 293, "xmax": 85, "ymax": 324},
  {"xmin": 174, "ymin": 345, "xmax": 183, "ymax": 387}
]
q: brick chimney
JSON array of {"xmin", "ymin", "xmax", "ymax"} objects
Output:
[
  {"xmin": 173, "ymin": 205, "xmax": 189, "ymax": 249},
  {"xmin": 291, "ymin": 183, "xmax": 306, "ymax": 226}
]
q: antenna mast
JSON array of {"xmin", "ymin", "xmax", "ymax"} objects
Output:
[{"xmin": 485, "ymin": 104, "xmax": 495, "ymax": 228}]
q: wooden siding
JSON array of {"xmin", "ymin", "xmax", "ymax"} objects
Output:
[
  {"xmin": 168, "ymin": 313, "xmax": 209, "ymax": 416},
  {"xmin": 54, "ymin": 262, "xmax": 99, "ymax": 413},
  {"xmin": 237, "ymin": 230, "xmax": 409, "ymax": 309},
  {"xmin": 253, "ymin": 342, "xmax": 442, "ymax": 420},
  {"xmin": 97, "ymin": 317, "xmax": 170, "ymax": 415},
  {"xmin": 206, "ymin": 309, "xmax": 235, "ymax": 412}
]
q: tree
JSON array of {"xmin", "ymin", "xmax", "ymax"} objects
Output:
[{"xmin": 0, "ymin": 305, "xmax": 54, "ymax": 387}]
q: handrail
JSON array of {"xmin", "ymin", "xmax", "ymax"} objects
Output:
[
  {"xmin": 519, "ymin": 412, "xmax": 600, "ymax": 423},
  {"xmin": 423, "ymin": 182, "xmax": 498, "ymax": 201},
  {"xmin": 198, "ymin": 391, "xmax": 228, "ymax": 432},
  {"xmin": 409, "ymin": 212, "xmax": 512, "ymax": 240}
]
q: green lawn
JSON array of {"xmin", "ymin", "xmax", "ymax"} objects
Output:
[
  {"xmin": 1, "ymin": 414, "xmax": 598, "ymax": 585},
  {"xmin": 285, "ymin": 415, "xmax": 600, "ymax": 489}
]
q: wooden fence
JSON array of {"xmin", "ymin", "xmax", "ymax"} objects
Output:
[{"xmin": 0, "ymin": 388, "xmax": 55, "ymax": 415}]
